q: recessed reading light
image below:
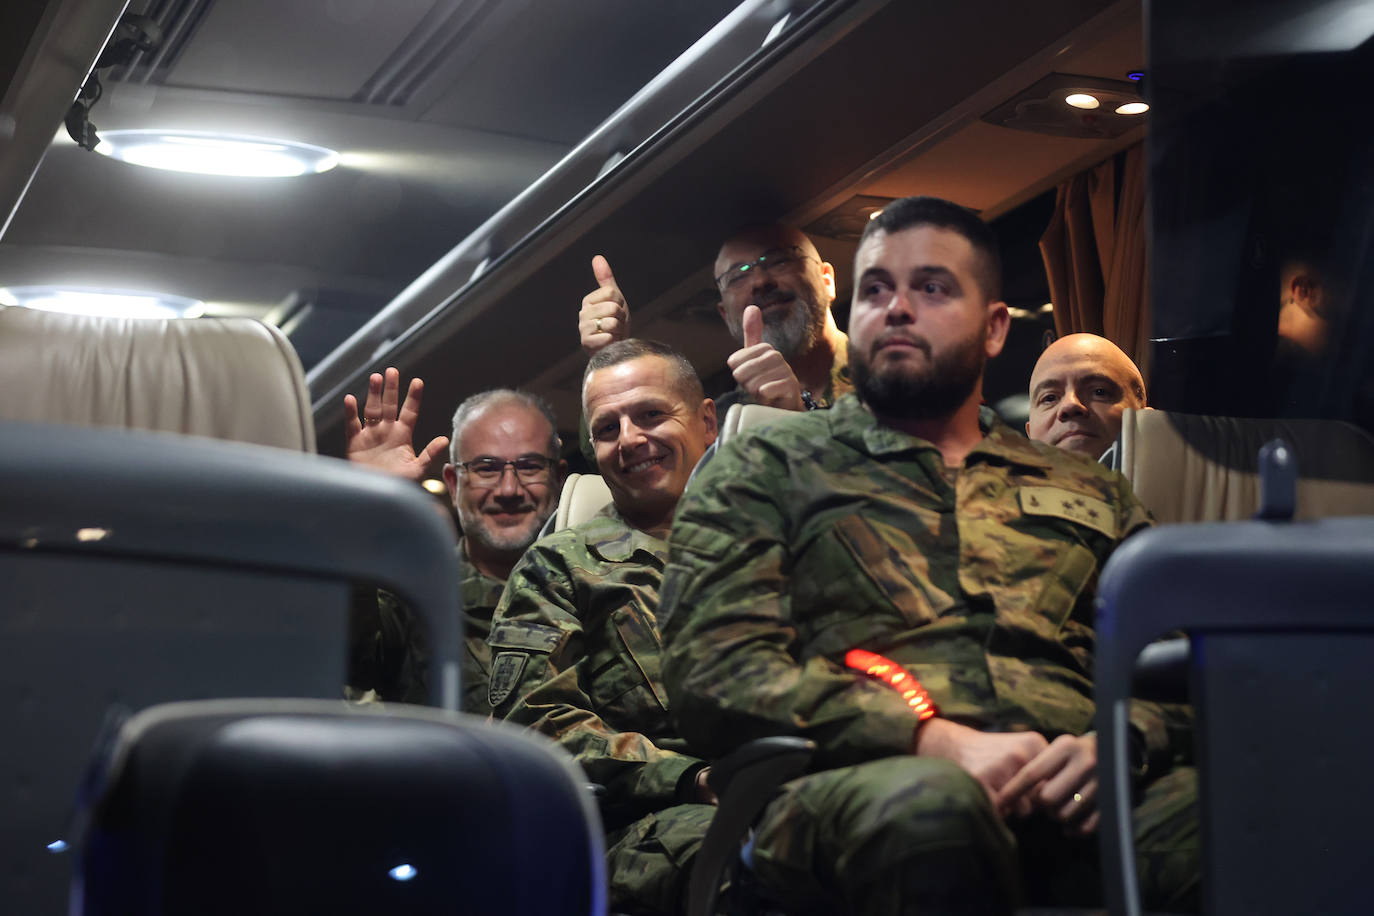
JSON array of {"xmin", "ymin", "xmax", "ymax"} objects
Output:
[
  {"xmin": 93, "ymin": 130, "xmax": 339, "ymax": 178},
  {"xmin": 0, "ymin": 286, "xmax": 205, "ymax": 319},
  {"xmin": 1065, "ymin": 94, "xmax": 1100, "ymax": 110},
  {"xmin": 421, "ymin": 479, "xmax": 448, "ymax": 495},
  {"xmin": 1115, "ymin": 102, "xmax": 1149, "ymax": 115}
]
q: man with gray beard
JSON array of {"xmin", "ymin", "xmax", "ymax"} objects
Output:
[
  {"xmin": 579, "ymin": 225, "xmax": 851, "ymax": 413},
  {"xmin": 344, "ymin": 370, "xmax": 565, "ymax": 713}
]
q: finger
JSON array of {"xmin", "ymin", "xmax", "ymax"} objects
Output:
[
  {"xmin": 417, "ymin": 435, "xmax": 450, "ymax": 466},
  {"xmin": 380, "ymin": 367, "xmax": 401, "ymax": 420},
  {"xmin": 343, "ymin": 394, "xmax": 363, "ymax": 438},
  {"xmin": 591, "ymin": 254, "xmax": 616, "ymax": 289},
  {"xmin": 362, "ymin": 373, "xmax": 385, "ymax": 421},
  {"xmin": 742, "ymin": 304, "xmax": 764, "ymax": 348},
  {"xmin": 1052, "ymin": 778, "xmax": 1098, "ymax": 823},
  {"xmin": 725, "ymin": 343, "xmax": 781, "ymax": 371},
  {"xmin": 1037, "ymin": 754, "xmax": 1097, "ymax": 810},
  {"xmin": 398, "ymin": 377, "xmax": 426, "ymax": 429},
  {"xmin": 580, "ymin": 298, "xmax": 623, "ymax": 319},
  {"xmin": 995, "ymin": 748, "xmax": 1064, "ymax": 812},
  {"xmin": 1076, "ymin": 810, "xmax": 1100, "ymax": 836}
]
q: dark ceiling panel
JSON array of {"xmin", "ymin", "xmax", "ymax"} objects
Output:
[
  {"xmin": 419, "ymin": 0, "xmax": 742, "ymax": 144},
  {"xmin": 167, "ymin": 0, "xmax": 436, "ymax": 98}
]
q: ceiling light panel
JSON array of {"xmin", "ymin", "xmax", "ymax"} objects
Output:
[{"xmin": 93, "ymin": 130, "xmax": 339, "ymax": 178}]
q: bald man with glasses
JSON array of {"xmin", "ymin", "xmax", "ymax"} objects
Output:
[{"xmin": 579, "ymin": 224, "xmax": 852, "ymax": 414}]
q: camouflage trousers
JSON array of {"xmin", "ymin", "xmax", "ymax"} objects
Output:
[
  {"xmin": 605, "ymin": 802, "xmax": 715, "ymax": 915},
  {"xmin": 747, "ymin": 756, "xmax": 1199, "ymax": 916}
]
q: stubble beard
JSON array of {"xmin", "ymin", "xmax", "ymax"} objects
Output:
[
  {"xmin": 727, "ymin": 286, "xmax": 826, "ymax": 361},
  {"xmin": 850, "ymin": 326, "xmax": 986, "ymax": 421},
  {"xmin": 458, "ymin": 506, "xmax": 547, "ymax": 556}
]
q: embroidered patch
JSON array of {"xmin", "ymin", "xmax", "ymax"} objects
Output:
[
  {"xmin": 487, "ymin": 622, "xmax": 563, "ymax": 652},
  {"xmin": 1019, "ymin": 486, "xmax": 1117, "ymax": 539},
  {"xmin": 488, "ymin": 651, "xmax": 530, "ymax": 709}
]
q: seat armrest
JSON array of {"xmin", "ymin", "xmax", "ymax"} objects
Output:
[{"xmin": 687, "ymin": 737, "xmax": 815, "ymax": 916}]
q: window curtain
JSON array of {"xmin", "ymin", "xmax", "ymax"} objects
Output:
[{"xmin": 1038, "ymin": 143, "xmax": 1150, "ymax": 385}]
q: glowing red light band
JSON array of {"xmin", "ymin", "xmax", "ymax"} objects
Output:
[{"xmin": 844, "ymin": 649, "xmax": 939, "ymax": 721}]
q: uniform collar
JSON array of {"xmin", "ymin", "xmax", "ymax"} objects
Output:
[
  {"xmin": 583, "ymin": 502, "xmax": 667, "ymax": 563},
  {"xmin": 833, "ymin": 396, "xmax": 1055, "ymax": 471}
]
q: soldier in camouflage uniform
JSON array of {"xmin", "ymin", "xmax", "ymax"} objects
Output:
[
  {"xmin": 344, "ymin": 370, "xmax": 563, "ymax": 712},
  {"xmin": 659, "ymin": 197, "xmax": 1198, "ymax": 914},
  {"xmin": 489, "ymin": 340, "xmax": 719, "ymax": 915}
]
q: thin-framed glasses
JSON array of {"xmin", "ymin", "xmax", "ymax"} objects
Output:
[
  {"xmin": 456, "ymin": 455, "xmax": 555, "ymax": 486},
  {"xmin": 715, "ymin": 245, "xmax": 818, "ymax": 292}
]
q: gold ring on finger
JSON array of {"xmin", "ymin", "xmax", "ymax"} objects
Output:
[
  {"xmin": 594, "ymin": 317, "xmax": 603, "ymax": 333},
  {"xmin": 1072, "ymin": 792, "xmax": 1083, "ymax": 803}
]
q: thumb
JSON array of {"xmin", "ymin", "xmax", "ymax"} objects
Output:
[
  {"xmin": 742, "ymin": 304, "xmax": 763, "ymax": 348},
  {"xmin": 592, "ymin": 254, "xmax": 616, "ymax": 289}
]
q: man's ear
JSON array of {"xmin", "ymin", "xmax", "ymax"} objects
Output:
[
  {"xmin": 555, "ymin": 458, "xmax": 569, "ymax": 486},
  {"xmin": 701, "ymin": 397, "xmax": 718, "ymax": 444},
  {"xmin": 442, "ymin": 463, "xmax": 459, "ymax": 501},
  {"xmin": 820, "ymin": 261, "xmax": 837, "ymax": 302},
  {"xmin": 985, "ymin": 301, "xmax": 1011, "ymax": 359},
  {"xmin": 715, "ymin": 300, "xmax": 728, "ymax": 325},
  {"xmin": 1025, "ymin": 420, "xmax": 1032, "ymax": 436}
]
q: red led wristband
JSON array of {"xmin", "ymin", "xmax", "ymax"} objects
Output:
[{"xmin": 845, "ymin": 649, "xmax": 939, "ymax": 721}]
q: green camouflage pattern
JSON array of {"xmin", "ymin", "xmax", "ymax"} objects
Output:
[
  {"xmin": 661, "ymin": 395, "xmax": 1175, "ymax": 771},
  {"xmin": 658, "ymin": 394, "xmax": 1198, "ymax": 909},
  {"xmin": 488, "ymin": 504, "xmax": 709, "ymax": 913},
  {"xmin": 347, "ymin": 538, "xmax": 505, "ymax": 713},
  {"xmin": 489, "ymin": 504, "xmax": 704, "ymax": 822}
]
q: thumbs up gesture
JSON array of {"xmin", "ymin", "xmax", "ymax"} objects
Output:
[
  {"xmin": 725, "ymin": 305, "xmax": 806, "ymax": 411},
  {"xmin": 579, "ymin": 255, "xmax": 630, "ymax": 354}
]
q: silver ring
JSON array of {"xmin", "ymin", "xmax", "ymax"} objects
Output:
[
  {"xmin": 1072, "ymin": 792, "xmax": 1083, "ymax": 804},
  {"xmin": 594, "ymin": 317, "xmax": 603, "ymax": 333}
]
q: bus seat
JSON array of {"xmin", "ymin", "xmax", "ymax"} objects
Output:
[
  {"xmin": 1095, "ymin": 509, "xmax": 1374, "ymax": 915},
  {"xmin": 544, "ymin": 472, "xmax": 615, "ymax": 536},
  {"xmin": 0, "ymin": 421, "xmax": 462, "ymax": 912},
  {"xmin": 1113, "ymin": 408, "xmax": 1374, "ymax": 523},
  {"xmin": 74, "ymin": 699, "xmax": 606, "ymax": 916},
  {"xmin": 719, "ymin": 402, "xmax": 794, "ymax": 442},
  {"xmin": 0, "ymin": 305, "xmax": 315, "ymax": 451}
]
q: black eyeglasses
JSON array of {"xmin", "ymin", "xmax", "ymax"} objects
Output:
[
  {"xmin": 715, "ymin": 246, "xmax": 817, "ymax": 292},
  {"xmin": 456, "ymin": 455, "xmax": 555, "ymax": 486}
]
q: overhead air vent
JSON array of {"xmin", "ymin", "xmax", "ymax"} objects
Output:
[
  {"xmin": 806, "ymin": 195, "xmax": 896, "ymax": 242},
  {"xmin": 105, "ymin": 0, "xmax": 215, "ymax": 86},
  {"xmin": 353, "ymin": 0, "xmax": 505, "ymax": 107}
]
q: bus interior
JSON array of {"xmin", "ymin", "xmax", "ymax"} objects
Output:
[{"xmin": 3, "ymin": 0, "xmax": 1373, "ymax": 911}]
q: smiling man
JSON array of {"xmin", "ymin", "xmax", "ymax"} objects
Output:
[
  {"xmin": 579, "ymin": 224, "xmax": 851, "ymax": 413},
  {"xmin": 660, "ymin": 197, "xmax": 1197, "ymax": 914},
  {"xmin": 344, "ymin": 371, "xmax": 564, "ymax": 713},
  {"xmin": 1026, "ymin": 333, "xmax": 1147, "ymax": 459},
  {"xmin": 487, "ymin": 339, "xmax": 718, "ymax": 915}
]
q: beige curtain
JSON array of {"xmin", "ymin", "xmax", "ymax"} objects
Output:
[{"xmin": 1039, "ymin": 143, "xmax": 1150, "ymax": 385}]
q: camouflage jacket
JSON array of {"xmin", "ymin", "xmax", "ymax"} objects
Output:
[
  {"xmin": 348, "ymin": 538, "xmax": 505, "ymax": 713},
  {"xmin": 660, "ymin": 395, "xmax": 1174, "ymax": 774},
  {"xmin": 488, "ymin": 504, "xmax": 703, "ymax": 826}
]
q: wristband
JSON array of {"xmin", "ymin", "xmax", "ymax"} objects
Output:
[{"xmin": 845, "ymin": 649, "xmax": 939, "ymax": 721}]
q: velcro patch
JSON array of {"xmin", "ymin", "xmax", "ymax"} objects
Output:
[
  {"xmin": 488, "ymin": 621, "xmax": 563, "ymax": 652},
  {"xmin": 1019, "ymin": 486, "xmax": 1117, "ymax": 539},
  {"xmin": 488, "ymin": 651, "xmax": 530, "ymax": 709}
]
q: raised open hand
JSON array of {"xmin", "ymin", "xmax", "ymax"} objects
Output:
[
  {"xmin": 343, "ymin": 367, "xmax": 450, "ymax": 482},
  {"xmin": 725, "ymin": 304, "xmax": 805, "ymax": 411},
  {"xmin": 579, "ymin": 255, "xmax": 630, "ymax": 353}
]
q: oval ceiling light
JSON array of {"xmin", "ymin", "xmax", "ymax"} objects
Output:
[
  {"xmin": 93, "ymin": 130, "xmax": 339, "ymax": 178},
  {"xmin": 0, "ymin": 286, "xmax": 205, "ymax": 319},
  {"xmin": 1065, "ymin": 93, "xmax": 1100, "ymax": 110},
  {"xmin": 1115, "ymin": 101, "xmax": 1150, "ymax": 115}
]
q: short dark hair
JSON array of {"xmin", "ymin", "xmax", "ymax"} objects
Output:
[
  {"xmin": 583, "ymin": 338, "xmax": 704, "ymax": 405},
  {"xmin": 860, "ymin": 196, "xmax": 1002, "ymax": 301},
  {"xmin": 450, "ymin": 388, "xmax": 559, "ymax": 464}
]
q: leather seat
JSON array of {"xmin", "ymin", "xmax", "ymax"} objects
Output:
[{"xmin": 0, "ymin": 305, "xmax": 314, "ymax": 450}]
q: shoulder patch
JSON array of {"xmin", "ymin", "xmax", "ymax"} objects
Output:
[
  {"xmin": 487, "ymin": 651, "xmax": 530, "ymax": 709},
  {"xmin": 1019, "ymin": 486, "xmax": 1118, "ymax": 539},
  {"xmin": 488, "ymin": 621, "xmax": 564, "ymax": 652}
]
